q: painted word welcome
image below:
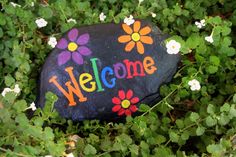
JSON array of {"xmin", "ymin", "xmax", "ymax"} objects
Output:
[{"xmin": 49, "ymin": 56, "xmax": 157, "ymax": 106}]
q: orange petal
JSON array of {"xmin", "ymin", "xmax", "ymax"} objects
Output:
[
  {"xmin": 125, "ymin": 41, "xmax": 135, "ymax": 52},
  {"xmin": 118, "ymin": 35, "xmax": 131, "ymax": 43},
  {"xmin": 139, "ymin": 26, "xmax": 151, "ymax": 35},
  {"xmin": 140, "ymin": 36, "xmax": 153, "ymax": 44},
  {"xmin": 133, "ymin": 21, "xmax": 141, "ymax": 32},
  {"xmin": 136, "ymin": 41, "xmax": 144, "ymax": 54},
  {"xmin": 122, "ymin": 24, "xmax": 133, "ymax": 34}
]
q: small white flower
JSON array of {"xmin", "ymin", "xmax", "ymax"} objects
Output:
[
  {"xmin": 26, "ymin": 102, "xmax": 37, "ymax": 111},
  {"xmin": 99, "ymin": 12, "xmax": 106, "ymax": 22},
  {"xmin": 35, "ymin": 18, "xmax": 48, "ymax": 28},
  {"xmin": 66, "ymin": 153, "xmax": 74, "ymax": 157},
  {"xmin": 188, "ymin": 79, "xmax": 201, "ymax": 91},
  {"xmin": 195, "ymin": 19, "xmax": 205, "ymax": 29},
  {"xmin": 166, "ymin": 40, "xmax": 181, "ymax": 54},
  {"xmin": 67, "ymin": 18, "xmax": 76, "ymax": 23},
  {"xmin": 10, "ymin": 2, "xmax": 21, "ymax": 7},
  {"xmin": 205, "ymin": 35, "xmax": 213, "ymax": 43},
  {"xmin": 13, "ymin": 84, "xmax": 21, "ymax": 94},
  {"xmin": 151, "ymin": 12, "xmax": 156, "ymax": 18},
  {"xmin": 48, "ymin": 36, "xmax": 57, "ymax": 48},
  {"xmin": 31, "ymin": 2, "xmax": 34, "ymax": 7},
  {"xmin": 44, "ymin": 155, "xmax": 53, "ymax": 157},
  {"xmin": 139, "ymin": 0, "xmax": 144, "ymax": 4},
  {"xmin": 124, "ymin": 15, "xmax": 135, "ymax": 25},
  {"xmin": 1, "ymin": 88, "xmax": 13, "ymax": 97}
]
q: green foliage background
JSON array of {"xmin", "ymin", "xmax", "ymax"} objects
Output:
[{"xmin": 0, "ymin": 0, "xmax": 236, "ymax": 156}]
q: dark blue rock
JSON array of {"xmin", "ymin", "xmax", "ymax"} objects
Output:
[{"xmin": 37, "ymin": 20, "xmax": 180, "ymax": 121}]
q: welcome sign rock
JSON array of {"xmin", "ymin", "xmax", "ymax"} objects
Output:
[{"xmin": 37, "ymin": 20, "xmax": 180, "ymax": 121}]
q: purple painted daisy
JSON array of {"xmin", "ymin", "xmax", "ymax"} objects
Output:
[{"xmin": 57, "ymin": 28, "xmax": 92, "ymax": 65}]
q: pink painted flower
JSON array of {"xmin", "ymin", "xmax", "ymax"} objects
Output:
[
  {"xmin": 57, "ymin": 28, "xmax": 92, "ymax": 65},
  {"xmin": 112, "ymin": 89, "xmax": 139, "ymax": 116}
]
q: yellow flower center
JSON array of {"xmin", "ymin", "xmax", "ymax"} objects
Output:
[
  {"xmin": 131, "ymin": 33, "xmax": 140, "ymax": 42},
  {"xmin": 68, "ymin": 42, "xmax": 78, "ymax": 52},
  {"xmin": 121, "ymin": 99, "xmax": 131, "ymax": 109},
  {"xmin": 172, "ymin": 45, "xmax": 176, "ymax": 49}
]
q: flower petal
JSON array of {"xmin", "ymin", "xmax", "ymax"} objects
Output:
[
  {"xmin": 112, "ymin": 97, "xmax": 121, "ymax": 105},
  {"xmin": 118, "ymin": 90, "xmax": 125, "ymax": 100},
  {"xmin": 125, "ymin": 109, "xmax": 132, "ymax": 116},
  {"xmin": 139, "ymin": 26, "xmax": 151, "ymax": 35},
  {"xmin": 126, "ymin": 89, "xmax": 133, "ymax": 99},
  {"xmin": 133, "ymin": 21, "xmax": 141, "ymax": 32},
  {"xmin": 122, "ymin": 24, "xmax": 133, "ymax": 34},
  {"xmin": 118, "ymin": 35, "xmax": 131, "ymax": 43},
  {"xmin": 130, "ymin": 105, "xmax": 138, "ymax": 112},
  {"xmin": 68, "ymin": 28, "xmax": 78, "ymax": 41},
  {"xmin": 57, "ymin": 38, "xmax": 68, "ymax": 49},
  {"xmin": 77, "ymin": 33, "xmax": 90, "ymax": 45},
  {"xmin": 131, "ymin": 97, "xmax": 139, "ymax": 104},
  {"xmin": 58, "ymin": 51, "xmax": 71, "ymax": 65},
  {"xmin": 140, "ymin": 36, "xmax": 153, "ymax": 44},
  {"xmin": 125, "ymin": 41, "xmax": 135, "ymax": 52},
  {"xmin": 136, "ymin": 41, "xmax": 144, "ymax": 54},
  {"xmin": 112, "ymin": 105, "xmax": 121, "ymax": 112},
  {"xmin": 118, "ymin": 108, "xmax": 125, "ymax": 116},
  {"xmin": 77, "ymin": 46, "xmax": 92, "ymax": 56},
  {"xmin": 72, "ymin": 52, "xmax": 83, "ymax": 65}
]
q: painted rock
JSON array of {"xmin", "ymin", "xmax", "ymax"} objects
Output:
[{"xmin": 37, "ymin": 20, "xmax": 180, "ymax": 121}]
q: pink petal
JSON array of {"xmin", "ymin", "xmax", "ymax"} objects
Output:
[
  {"xmin": 68, "ymin": 28, "xmax": 78, "ymax": 41},
  {"xmin": 77, "ymin": 33, "xmax": 90, "ymax": 45},
  {"xmin": 57, "ymin": 51, "xmax": 71, "ymax": 66},
  {"xmin": 129, "ymin": 105, "xmax": 138, "ymax": 112},
  {"xmin": 126, "ymin": 89, "xmax": 133, "ymax": 99},
  {"xmin": 72, "ymin": 52, "xmax": 83, "ymax": 65},
  {"xmin": 77, "ymin": 46, "xmax": 92, "ymax": 56},
  {"xmin": 112, "ymin": 97, "xmax": 121, "ymax": 105},
  {"xmin": 131, "ymin": 97, "xmax": 139, "ymax": 104},
  {"xmin": 57, "ymin": 38, "xmax": 68, "ymax": 49},
  {"xmin": 125, "ymin": 109, "xmax": 132, "ymax": 116},
  {"xmin": 118, "ymin": 108, "xmax": 125, "ymax": 116},
  {"xmin": 112, "ymin": 105, "xmax": 121, "ymax": 112},
  {"xmin": 118, "ymin": 90, "xmax": 125, "ymax": 100}
]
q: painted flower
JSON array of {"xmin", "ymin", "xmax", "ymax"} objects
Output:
[
  {"xmin": 195, "ymin": 19, "xmax": 206, "ymax": 29},
  {"xmin": 99, "ymin": 12, "xmax": 106, "ymax": 22},
  {"xmin": 188, "ymin": 79, "xmax": 201, "ymax": 91},
  {"xmin": 35, "ymin": 18, "xmax": 48, "ymax": 28},
  {"xmin": 205, "ymin": 35, "xmax": 213, "ymax": 43},
  {"xmin": 166, "ymin": 40, "xmax": 181, "ymax": 54},
  {"xmin": 57, "ymin": 28, "xmax": 92, "ymax": 65},
  {"xmin": 124, "ymin": 15, "xmax": 135, "ymax": 26},
  {"xmin": 118, "ymin": 21, "xmax": 153, "ymax": 54},
  {"xmin": 48, "ymin": 36, "xmax": 57, "ymax": 48},
  {"xmin": 112, "ymin": 89, "xmax": 139, "ymax": 116}
]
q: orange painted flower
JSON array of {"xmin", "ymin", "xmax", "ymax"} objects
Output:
[{"xmin": 118, "ymin": 21, "xmax": 153, "ymax": 54}]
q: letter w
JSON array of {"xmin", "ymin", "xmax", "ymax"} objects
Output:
[{"xmin": 49, "ymin": 67, "xmax": 87, "ymax": 106}]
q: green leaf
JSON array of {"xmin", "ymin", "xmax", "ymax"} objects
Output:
[
  {"xmin": 84, "ymin": 144, "xmax": 97, "ymax": 155},
  {"xmin": 205, "ymin": 116, "xmax": 217, "ymax": 127},
  {"xmin": 207, "ymin": 104, "xmax": 215, "ymax": 115},
  {"xmin": 233, "ymin": 94, "xmax": 236, "ymax": 103},
  {"xmin": 218, "ymin": 113, "xmax": 230, "ymax": 126},
  {"xmin": 220, "ymin": 103, "xmax": 230, "ymax": 112},
  {"xmin": 38, "ymin": 7, "xmax": 53, "ymax": 19},
  {"xmin": 129, "ymin": 144, "xmax": 139, "ymax": 156},
  {"xmin": 189, "ymin": 112, "xmax": 200, "ymax": 122},
  {"xmin": 44, "ymin": 127, "xmax": 55, "ymax": 141},
  {"xmin": 196, "ymin": 126, "xmax": 205, "ymax": 136},
  {"xmin": 209, "ymin": 56, "xmax": 220, "ymax": 66},
  {"xmin": 186, "ymin": 34, "xmax": 200, "ymax": 49},
  {"xmin": 4, "ymin": 75, "xmax": 15, "ymax": 87},
  {"xmin": 139, "ymin": 104, "xmax": 150, "ymax": 112},
  {"xmin": 206, "ymin": 65, "xmax": 218, "ymax": 74},
  {"xmin": 13, "ymin": 100, "xmax": 27, "ymax": 113},
  {"xmin": 169, "ymin": 131, "xmax": 179, "ymax": 143},
  {"xmin": 207, "ymin": 144, "xmax": 224, "ymax": 154}
]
